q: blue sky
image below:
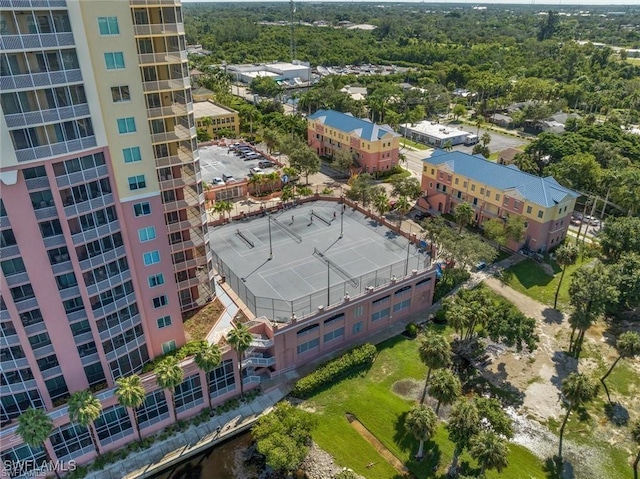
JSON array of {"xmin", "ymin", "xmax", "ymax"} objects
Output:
[{"xmin": 182, "ymin": 0, "xmax": 638, "ymax": 5}]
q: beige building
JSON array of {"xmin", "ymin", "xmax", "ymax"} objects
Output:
[{"xmin": 193, "ymin": 100, "xmax": 239, "ymax": 139}]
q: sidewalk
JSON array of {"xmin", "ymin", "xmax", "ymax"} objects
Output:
[{"xmin": 87, "ymin": 387, "xmax": 289, "ymax": 479}]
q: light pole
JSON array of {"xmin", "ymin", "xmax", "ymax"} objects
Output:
[
  {"xmin": 267, "ymin": 215, "xmax": 273, "ymax": 260},
  {"xmin": 326, "ymin": 261, "xmax": 330, "ymax": 307},
  {"xmin": 339, "ymin": 195, "xmax": 344, "ymax": 239}
]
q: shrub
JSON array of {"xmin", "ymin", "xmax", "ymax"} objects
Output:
[
  {"xmin": 291, "ymin": 343, "xmax": 377, "ymax": 398},
  {"xmin": 433, "ymin": 267, "xmax": 470, "ymax": 302},
  {"xmin": 405, "ymin": 322, "xmax": 418, "ymax": 338},
  {"xmin": 142, "ymin": 339, "xmax": 208, "ymax": 373}
]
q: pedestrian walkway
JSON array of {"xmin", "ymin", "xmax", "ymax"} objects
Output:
[{"xmin": 87, "ymin": 387, "xmax": 289, "ymax": 479}]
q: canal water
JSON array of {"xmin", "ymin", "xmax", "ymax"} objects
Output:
[{"xmin": 152, "ymin": 431, "xmax": 255, "ymax": 479}]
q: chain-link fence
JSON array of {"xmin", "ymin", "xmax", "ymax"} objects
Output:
[{"xmin": 212, "ymin": 249, "xmax": 431, "ymax": 323}]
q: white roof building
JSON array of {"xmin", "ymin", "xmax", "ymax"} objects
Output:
[{"xmin": 400, "ymin": 121, "xmax": 472, "ymax": 147}]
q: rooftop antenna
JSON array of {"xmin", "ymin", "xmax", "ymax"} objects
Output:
[{"xmin": 290, "ymin": 0, "xmax": 296, "ymax": 62}]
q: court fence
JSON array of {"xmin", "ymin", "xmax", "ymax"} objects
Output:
[{"xmin": 211, "ymin": 248, "xmax": 431, "ymax": 324}]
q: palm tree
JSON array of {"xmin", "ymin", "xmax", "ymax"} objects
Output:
[
  {"xmin": 631, "ymin": 419, "xmax": 640, "ymax": 479},
  {"xmin": 480, "ymin": 132, "xmax": 492, "ymax": 147},
  {"xmin": 226, "ymin": 322, "xmax": 254, "ymax": 398},
  {"xmin": 475, "ymin": 117, "xmax": 484, "ymax": 136},
  {"xmin": 470, "ymin": 431, "xmax": 509, "ymax": 476},
  {"xmin": 194, "ymin": 342, "xmax": 222, "ymax": 408},
  {"xmin": 395, "ymin": 196, "xmax": 411, "ymax": 227},
  {"xmin": 404, "ymin": 405, "xmax": 437, "ymax": 459},
  {"xmin": 418, "ymin": 331, "xmax": 452, "ymax": 404},
  {"xmin": 213, "ymin": 200, "xmax": 233, "ymax": 220},
  {"xmin": 372, "ymin": 189, "xmax": 390, "ymax": 222},
  {"xmin": 442, "ymin": 139, "xmax": 453, "ymax": 151},
  {"xmin": 17, "ymin": 408, "xmax": 60, "ymax": 478},
  {"xmin": 447, "ymin": 399, "xmax": 480, "ymax": 477},
  {"xmin": 454, "ymin": 202, "xmax": 474, "ymax": 233},
  {"xmin": 154, "ymin": 357, "xmax": 184, "ymax": 421},
  {"xmin": 600, "ymin": 331, "xmax": 640, "ymax": 404},
  {"xmin": 428, "ymin": 369, "xmax": 461, "ymax": 414},
  {"xmin": 115, "ymin": 375, "xmax": 146, "ymax": 442},
  {"xmin": 553, "ymin": 243, "xmax": 578, "ymax": 309},
  {"xmin": 558, "ymin": 372, "xmax": 599, "ymax": 461},
  {"xmin": 67, "ymin": 390, "xmax": 102, "ymax": 456}
]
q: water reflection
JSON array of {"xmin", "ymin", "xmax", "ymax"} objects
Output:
[{"xmin": 153, "ymin": 432, "xmax": 253, "ymax": 479}]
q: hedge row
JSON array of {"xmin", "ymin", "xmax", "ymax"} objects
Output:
[{"xmin": 291, "ymin": 343, "xmax": 377, "ymax": 398}]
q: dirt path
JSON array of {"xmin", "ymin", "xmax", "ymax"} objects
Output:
[
  {"xmin": 481, "ymin": 276, "xmax": 572, "ymax": 420},
  {"xmin": 346, "ymin": 414, "xmax": 412, "ymax": 477}
]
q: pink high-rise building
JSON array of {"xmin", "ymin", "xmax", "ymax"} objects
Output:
[{"xmin": 1, "ymin": 0, "xmax": 218, "ymax": 474}]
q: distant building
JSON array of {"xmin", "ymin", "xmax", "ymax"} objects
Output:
[
  {"xmin": 192, "ymin": 86, "xmax": 216, "ymax": 103},
  {"xmin": 340, "ymin": 85, "xmax": 368, "ymax": 101},
  {"xmin": 489, "ymin": 113, "xmax": 514, "ymax": 129},
  {"xmin": 421, "ymin": 151, "xmax": 579, "ymax": 252},
  {"xmin": 498, "ymin": 147, "xmax": 525, "ymax": 165},
  {"xmin": 307, "ymin": 110, "xmax": 400, "ymax": 173},
  {"xmin": 400, "ymin": 121, "xmax": 471, "ymax": 148},
  {"xmin": 193, "ymin": 101, "xmax": 240, "ymax": 139},
  {"xmin": 226, "ymin": 62, "xmax": 311, "ymax": 84}
]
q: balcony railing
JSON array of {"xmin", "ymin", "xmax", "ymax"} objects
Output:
[
  {"xmin": 86, "ymin": 270, "xmax": 131, "ymax": 297},
  {"xmin": 78, "ymin": 245, "xmax": 126, "ymax": 271},
  {"xmin": 138, "ymin": 51, "xmax": 187, "ymax": 65},
  {"xmin": 142, "ymin": 77, "xmax": 190, "ymax": 93},
  {"xmin": 250, "ymin": 335, "xmax": 274, "ymax": 349},
  {"xmin": 98, "ymin": 314, "xmax": 141, "ymax": 342},
  {"xmin": 133, "ymin": 23, "xmax": 185, "ymax": 36},
  {"xmin": 151, "ymin": 124, "xmax": 194, "ymax": 144},
  {"xmin": 146, "ymin": 102, "xmax": 188, "ymax": 119},
  {"xmin": 14, "ymin": 135, "xmax": 96, "ymax": 163},
  {"xmin": 71, "ymin": 219, "xmax": 121, "ymax": 246},
  {"xmin": 0, "ymin": 69, "xmax": 82, "ymax": 92},
  {"xmin": 0, "ymin": 32, "xmax": 74, "ymax": 51},
  {"xmin": 3, "ymin": 0, "xmax": 67, "ymax": 8},
  {"xmin": 4, "ymin": 103, "xmax": 90, "ymax": 129},
  {"xmin": 4, "ymin": 271, "xmax": 30, "ymax": 288},
  {"xmin": 55, "ymin": 164, "xmax": 109, "ymax": 188},
  {"xmin": 130, "ymin": 0, "xmax": 180, "ymax": 5},
  {"xmin": 63, "ymin": 193, "xmax": 114, "ymax": 218}
]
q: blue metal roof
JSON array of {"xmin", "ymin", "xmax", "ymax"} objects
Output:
[
  {"xmin": 423, "ymin": 150, "xmax": 579, "ymax": 208},
  {"xmin": 308, "ymin": 109, "xmax": 400, "ymax": 142}
]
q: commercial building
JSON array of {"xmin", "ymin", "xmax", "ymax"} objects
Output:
[
  {"xmin": 226, "ymin": 61, "xmax": 311, "ymax": 85},
  {"xmin": 399, "ymin": 121, "xmax": 472, "ymax": 148},
  {"xmin": 307, "ymin": 109, "xmax": 401, "ymax": 174},
  {"xmin": 421, "ymin": 151, "xmax": 579, "ymax": 252},
  {"xmin": 1, "ymin": 0, "xmax": 215, "ymax": 474},
  {"xmin": 193, "ymin": 100, "xmax": 239, "ymax": 139}
]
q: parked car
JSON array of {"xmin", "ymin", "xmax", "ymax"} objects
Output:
[
  {"xmin": 212, "ymin": 177, "xmax": 225, "ymax": 186},
  {"xmin": 248, "ymin": 167, "xmax": 263, "ymax": 177},
  {"xmin": 222, "ymin": 174, "xmax": 235, "ymax": 182},
  {"xmin": 258, "ymin": 161, "xmax": 274, "ymax": 168},
  {"xmin": 414, "ymin": 211, "xmax": 432, "ymax": 221},
  {"xmin": 475, "ymin": 261, "xmax": 487, "ymax": 271}
]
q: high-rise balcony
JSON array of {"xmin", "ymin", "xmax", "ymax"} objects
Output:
[
  {"xmin": 4, "ymin": 0, "xmax": 67, "ymax": 7},
  {"xmin": 0, "ymin": 69, "xmax": 83, "ymax": 92},
  {"xmin": 4, "ymin": 104, "xmax": 90, "ymax": 129},
  {"xmin": 151, "ymin": 124, "xmax": 196, "ymax": 144},
  {"xmin": 14, "ymin": 135, "xmax": 96, "ymax": 163},
  {"xmin": 0, "ymin": 32, "xmax": 75, "ymax": 52},
  {"xmin": 142, "ymin": 77, "xmax": 189, "ymax": 93},
  {"xmin": 130, "ymin": 0, "xmax": 180, "ymax": 5},
  {"xmin": 138, "ymin": 50, "xmax": 187, "ymax": 65},
  {"xmin": 146, "ymin": 102, "xmax": 189, "ymax": 119},
  {"xmin": 133, "ymin": 23, "xmax": 185, "ymax": 36}
]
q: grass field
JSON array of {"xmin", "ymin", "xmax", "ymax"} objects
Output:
[
  {"xmin": 499, "ymin": 257, "xmax": 588, "ymax": 310},
  {"xmin": 305, "ymin": 336, "xmax": 547, "ymax": 478},
  {"xmin": 400, "ymin": 138, "xmax": 429, "ymax": 150}
]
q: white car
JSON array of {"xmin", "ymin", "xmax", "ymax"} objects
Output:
[
  {"xmin": 212, "ymin": 177, "xmax": 225, "ymax": 186},
  {"xmin": 250, "ymin": 167, "xmax": 262, "ymax": 175}
]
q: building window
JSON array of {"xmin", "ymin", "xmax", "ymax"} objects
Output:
[
  {"xmin": 208, "ymin": 359, "xmax": 235, "ymax": 398},
  {"xmin": 1, "ymin": 257, "xmax": 26, "ymax": 276},
  {"xmin": 1, "ymin": 444, "xmax": 46, "ymax": 478},
  {"xmin": 353, "ymin": 305, "xmax": 364, "ymax": 318},
  {"xmin": 133, "ymin": 202, "xmax": 151, "ymax": 217},
  {"xmin": 98, "ymin": 16, "xmax": 119, "ymax": 35},
  {"xmin": 128, "ymin": 175, "xmax": 146, "ymax": 191},
  {"xmin": 104, "ymin": 52, "xmax": 125, "ymax": 70},
  {"xmin": 117, "ymin": 117, "xmax": 136, "ymax": 134},
  {"xmin": 143, "ymin": 250, "xmax": 160, "ymax": 265},
  {"xmin": 372, "ymin": 295, "xmax": 390, "ymax": 306},
  {"xmin": 526, "ymin": 206, "xmax": 532, "ymax": 214},
  {"xmin": 395, "ymin": 285, "xmax": 411, "ymax": 296},
  {"xmin": 371, "ymin": 307, "xmax": 390, "ymax": 322},
  {"xmin": 138, "ymin": 226, "xmax": 156, "ymax": 242},
  {"xmin": 39, "ymin": 219, "xmax": 63, "ymax": 238},
  {"xmin": 84, "ymin": 362, "xmax": 106, "ymax": 387},
  {"xmin": 50, "ymin": 423, "xmax": 93, "ymax": 461},
  {"xmin": 111, "ymin": 86, "xmax": 130, "ymax": 102},
  {"xmin": 161, "ymin": 340, "xmax": 176, "ymax": 354},
  {"xmin": 45, "ymin": 375, "xmax": 69, "ymax": 401},
  {"xmin": 454, "ymin": 178, "xmax": 459, "ymax": 185},
  {"xmin": 136, "ymin": 390, "xmax": 169, "ymax": 429},
  {"xmin": 175, "ymin": 375, "xmax": 203, "ymax": 413},
  {"xmin": 297, "ymin": 337, "xmax": 320, "ymax": 355},
  {"xmin": 471, "ymin": 184, "xmax": 476, "ymax": 192},
  {"xmin": 324, "ymin": 327, "xmax": 345, "ymax": 343},
  {"xmin": 123, "ymin": 147, "xmax": 141, "ymax": 164},
  {"xmin": 153, "ymin": 295, "xmax": 168, "ymax": 309},
  {"xmin": 28, "ymin": 332, "xmax": 51, "ymax": 350},
  {"xmin": 323, "ymin": 313, "xmax": 345, "ymax": 327},
  {"xmin": 148, "ymin": 274, "xmax": 165, "ymax": 288},
  {"xmin": 95, "ymin": 406, "xmax": 133, "ymax": 445},
  {"xmin": 495, "ymin": 193, "xmax": 500, "ymax": 201},
  {"xmin": 352, "ymin": 321, "xmax": 363, "ymax": 334},
  {"xmin": 297, "ymin": 323, "xmax": 319, "ymax": 337},
  {"xmin": 393, "ymin": 299, "xmax": 411, "ymax": 312},
  {"xmin": 537, "ymin": 210, "xmax": 544, "ymax": 219},
  {"xmin": 156, "ymin": 315, "xmax": 171, "ymax": 329}
]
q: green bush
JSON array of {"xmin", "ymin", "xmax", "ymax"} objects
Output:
[
  {"xmin": 405, "ymin": 322, "xmax": 418, "ymax": 338},
  {"xmin": 142, "ymin": 339, "xmax": 208, "ymax": 373},
  {"xmin": 291, "ymin": 343, "xmax": 377, "ymax": 398},
  {"xmin": 433, "ymin": 267, "xmax": 470, "ymax": 302}
]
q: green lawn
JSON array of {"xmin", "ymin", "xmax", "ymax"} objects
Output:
[
  {"xmin": 305, "ymin": 336, "xmax": 547, "ymax": 478},
  {"xmin": 400, "ymin": 138, "xmax": 429, "ymax": 150},
  {"xmin": 500, "ymin": 257, "xmax": 587, "ymax": 310}
]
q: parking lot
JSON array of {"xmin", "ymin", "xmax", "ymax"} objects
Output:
[
  {"xmin": 198, "ymin": 144, "xmax": 278, "ymax": 185},
  {"xmin": 446, "ymin": 123, "xmax": 529, "ymax": 154}
]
